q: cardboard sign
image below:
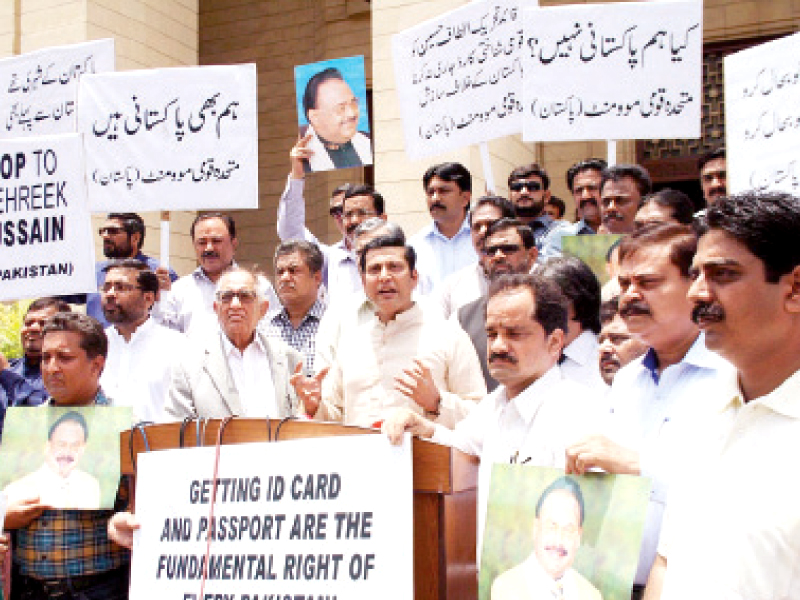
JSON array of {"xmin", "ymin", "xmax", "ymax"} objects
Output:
[
  {"xmin": 0, "ymin": 407, "xmax": 131, "ymax": 510},
  {"xmin": 78, "ymin": 64, "xmax": 258, "ymax": 212},
  {"xmin": 725, "ymin": 32, "xmax": 800, "ymax": 195},
  {"xmin": 392, "ymin": 0, "xmax": 525, "ymax": 160},
  {"xmin": 0, "ymin": 134, "xmax": 96, "ymax": 301},
  {"xmin": 522, "ymin": 0, "xmax": 702, "ymax": 141},
  {"xmin": 0, "ymin": 39, "xmax": 115, "ymax": 138},
  {"xmin": 480, "ymin": 466, "xmax": 650, "ymax": 600},
  {"xmin": 130, "ymin": 434, "xmax": 413, "ymax": 600}
]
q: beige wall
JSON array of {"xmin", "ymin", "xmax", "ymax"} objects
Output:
[{"xmin": 3, "ymin": 0, "xmax": 200, "ymax": 275}]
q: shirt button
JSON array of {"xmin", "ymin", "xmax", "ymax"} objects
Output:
[{"xmin": 41, "ymin": 554, "xmax": 47, "ymax": 560}]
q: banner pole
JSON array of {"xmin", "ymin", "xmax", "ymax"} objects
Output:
[
  {"xmin": 160, "ymin": 211, "xmax": 170, "ymax": 270},
  {"xmin": 479, "ymin": 141, "xmax": 496, "ymax": 194}
]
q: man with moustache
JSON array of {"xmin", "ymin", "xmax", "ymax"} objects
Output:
[
  {"xmin": 599, "ymin": 165, "xmax": 652, "ymax": 235},
  {"xmin": 597, "ymin": 298, "xmax": 647, "ymax": 386},
  {"xmin": 646, "ymin": 192, "xmax": 800, "ymax": 599},
  {"xmin": 506, "ymin": 163, "xmax": 565, "ymax": 249},
  {"xmin": 436, "ymin": 195, "xmax": 517, "ymax": 318},
  {"xmin": 492, "ymin": 476, "xmax": 602, "ymax": 600},
  {"xmin": 565, "ymin": 224, "xmax": 734, "ymax": 599},
  {"xmin": 267, "ymin": 241, "xmax": 326, "ymax": 373},
  {"xmin": 410, "ymin": 162, "xmax": 476, "ymax": 289},
  {"xmin": 62, "ymin": 213, "xmax": 178, "ymax": 327},
  {"xmin": 99, "ymin": 260, "xmax": 186, "ymax": 423},
  {"xmin": 696, "ymin": 147, "xmax": 726, "ymax": 210},
  {"xmin": 456, "ymin": 218, "xmax": 538, "ymax": 391},
  {"xmin": 153, "ymin": 213, "xmax": 278, "ymax": 341},
  {"xmin": 383, "ymin": 274, "xmax": 598, "ymax": 547}
]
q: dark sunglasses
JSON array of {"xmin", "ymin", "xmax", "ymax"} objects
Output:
[
  {"xmin": 509, "ymin": 181, "xmax": 542, "ymax": 192},
  {"xmin": 482, "ymin": 243, "xmax": 522, "ymax": 257},
  {"xmin": 329, "ymin": 206, "xmax": 344, "ymax": 219}
]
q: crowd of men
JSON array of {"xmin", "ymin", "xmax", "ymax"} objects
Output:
[{"xmin": 1, "ymin": 141, "xmax": 798, "ymax": 600}]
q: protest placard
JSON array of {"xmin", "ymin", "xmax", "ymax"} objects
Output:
[
  {"xmin": 724, "ymin": 32, "xmax": 800, "ymax": 195},
  {"xmin": 78, "ymin": 64, "xmax": 258, "ymax": 212},
  {"xmin": 522, "ymin": 0, "xmax": 702, "ymax": 142},
  {"xmin": 0, "ymin": 39, "xmax": 115, "ymax": 139},
  {"xmin": 0, "ymin": 134, "xmax": 96, "ymax": 301},
  {"xmin": 130, "ymin": 434, "xmax": 413, "ymax": 600},
  {"xmin": 392, "ymin": 0, "xmax": 525, "ymax": 160},
  {"xmin": 0, "ymin": 407, "xmax": 131, "ymax": 510},
  {"xmin": 480, "ymin": 465, "xmax": 650, "ymax": 600},
  {"xmin": 294, "ymin": 56, "xmax": 372, "ymax": 173}
]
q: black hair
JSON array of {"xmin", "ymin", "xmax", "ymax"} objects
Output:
[
  {"xmin": 107, "ymin": 213, "xmax": 146, "ymax": 246},
  {"xmin": 619, "ymin": 223, "xmax": 698, "ymax": 278},
  {"xmin": 48, "ymin": 410, "xmax": 89, "ymax": 442},
  {"xmin": 470, "ymin": 195, "xmax": 517, "ymax": 222},
  {"xmin": 274, "ymin": 240, "xmax": 324, "ymax": 274},
  {"xmin": 190, "ymin": 212, "xmax": 236, "ymax": 239},
  {"xmin": 599, "ymin": 296, "xmax": 620, "ymax": 326},
  {"xmin": 600, "ymin": 164, "xmax": 653, "ymax": 198},
  {"xmin": 302, "ymin": 67, "xmax": 345, "ymax": 120},
  {"xmin": 43, "ymin": 313, "xmax": 108, "ymax": 360},
  {"xmin": 26, "ymin": 297, "xmax": 71, "ymax": 316},
  {"xmin": 697, "ymin": 147, "xmax": 725, "ymax": 171},
  {"xmin": 359, "ymin": 238, "xmax": 416, "ymax": 273},
  {"xmin": 535, "ymin": 476, "xmax": 585, "ymax": 526},
  {"xmin": 102, "ymin": 258, "xmax": 160, "ymax": 294},
  {"xmin": 487, "ymin": 273, "xmax": 569, "ymax": 336},
  {"xmin": 422, "ymin": 162, "xmax": 472, "ymax": 193},
  {"xmin": 566, "ymin": 158, "xmax": 608, "ymax": 192},
  {"xmin": 508, "ymin": 163, "xmax": 550, "ymax": 190},
  {"xmin": 539, "ymin": 256, "xmax": 602, "ymax": 335},
  {"xmin": 344, "ymin": 184, "xmax": 385, "ymax": 216},
  {"xmin": 546, "ymin": 196, "xmax": 566, "ymax": 219},
  {"xmin": 640, "ymin": 188, "xmax": 695, "ymax": 226},
  {"xmin": 485, "ymin": 218, "xmax": 535, "ymax": 250}
]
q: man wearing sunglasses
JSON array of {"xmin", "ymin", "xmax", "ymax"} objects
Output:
[
  {"xmin": 507, "ymin": 164, "xmax": 567, "ymax": 252},
  {"xmin": 165, "ymin": 267, "xmax": 302, "ymax": 420},
  {"xmin": 60, "ymin": 213, "xmax": 178, "ymax": 327}
]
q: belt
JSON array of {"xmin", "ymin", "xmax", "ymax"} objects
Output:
[{"xmin": 16, "ymin": 566, "xmax": 127, "ymax": 599}]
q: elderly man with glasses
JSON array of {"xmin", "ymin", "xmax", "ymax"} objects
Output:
[{"xmin": 165, "ymin": 267, "xmax": 302, "ymax": 420}]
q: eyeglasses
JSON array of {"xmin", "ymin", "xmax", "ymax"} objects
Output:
[
  {"xmin": 99, "ymin": 226, "xmax": 125, "ymax": 236},
  {"xmin": 343, "ymin": 208, "xmax": 377, "ymax": 221},
  {"xmin": 482, "ymin": 243, "xmax": 522, "ymax": 257},
  {"xmin": 100, "ymin": 281, "xmax": 142, "ymax": 293},
  {"xmin": 509, "ymin": 181, "xmax": 542, "ymax": 192},
  {"xmin": 216, "ymin": 290, "xmax": 258, "ymax": 304},
  {"xmin": 329, "ymin": 205, "xmax": 344, "ymax": 219}
]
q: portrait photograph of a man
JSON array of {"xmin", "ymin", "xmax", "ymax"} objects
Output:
[
  {"xmin": 294, "ymin": 55, "xmax": 373, "ymax": 172},
  {"xmin": 0, "ymin": 407, "xmax": 131, "ymax": 510},
  {"xmin": 481, "ymin": 466, "xmax": 650, "ymax": 600}
]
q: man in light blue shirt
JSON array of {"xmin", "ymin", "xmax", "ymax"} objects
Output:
[
  {"xmin": 565, "ymin": 223, "xmax": 735, "ymax": 597},
  {"xmin": 409, "ymin": 162, "xmax": 476, "ymax": 291}
]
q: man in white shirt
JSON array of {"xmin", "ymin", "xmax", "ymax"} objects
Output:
[
  {"xmin": 566, "ymin": 223, "xmax": 734, "ymax": 596},
  {"xmin": 293, "ymin": 236, "xmax": 486, "ymax": 429},
  {"xmin": 165, "ymin": 267, "xmax": 301, "ymax": 420},
  {"xmin": 383, "ymin": 273, "xmax": 598, "ymax": 543},
  {"xmin": 153, "ymin": 213, "xmax": 278, "ymax": 342},
  {"xmin": 99, "ymin": 259, "xmax": 185, "ymax": 423},
  {"xmin": 646, "ymin": 192, "xmax": 800, "ymax": 600},
  {"xmin": 410, "ymin": 162, "xmax": 476, "ymax": 290},
  {"xmin": 538, "ymin": 256, "xmax": 605, "ymax": 390}
]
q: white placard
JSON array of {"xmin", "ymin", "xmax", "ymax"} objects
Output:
[
  {"xmin": 392, "ymin": 1, "xmax": 525, "ymax": 160},
  {"xmin": 0, "ymin": 39, "xmax": 115, "ymax": 138},
  {"xmin": 130, "ymin": 434, "xmax": 413, "ymax": 600},
  {"xmin": 522, "ymin": 0, "xmax": 702, "ymax": 142},
  {"xmin": 78, "ymin": 64, "xmax": 258, "ymax": 212},
  {"xmin": 0, "ymin": 134, "xmax": 96, "ymax": 301},
  {"xmin": 725, "ymin": 32, "xmax": 800, "ymax": 195}
]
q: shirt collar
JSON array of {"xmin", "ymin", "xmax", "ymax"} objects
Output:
[
  {"xmin": 748, "ymin": 366, "xmax": 800, "ymax": 419},
  {"xmin": 642, "ymin": 333, "xmax": 729, "ymax": 384},
  {"xmin": 193, "ymin": 261, "xmax": 238, "ymax": 284},
  {"xmin": 508, "ymin": 365, "xmax": 562, "ymax": 424},
  {"xmin": 222, "ymin": 330, "xmax": 266, "ymax": 357},
  {"xmin": 47, "ymin": 388, "xmax": 110, "ymax": 406},
  {"xmin": 428, "ymin": 214, "xmax": 471, "ymax": 241},
  {"xmin": 564, "ymin": 331, "xmax": 598, "ymax": 366},
  {"xmin": 108, "ymin": 316, "xmax": 156, "ymax": 343},
  {"xmin": 273, "ymin": 299, "xmax": 326, "ymax": 325}
]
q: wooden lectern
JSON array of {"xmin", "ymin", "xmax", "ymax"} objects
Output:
[{"xmin": 122, "ymin": 419, "xmax": 479, "ymax": 600}]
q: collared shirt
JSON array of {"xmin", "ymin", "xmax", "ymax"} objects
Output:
[
  {"xmin": 221, "ymin": 334, "xmax": 277, "ymax": 418},
  {"xmin": 15, "ymin": 388, "xmax": 130, "ymax": 580},
  {"xmin": 602, "ymin": 333, "xmax": 735, "ymax": 584},
  {"xmin": 325, "ymin": 246, "xmax": 364, "ymax": 303},
  {"xmin": 409, "ymin": 215, "xmax": 477, "ymax": 291},
  {"xmin": 8, "ymin": 356, "xmax": 45, "ymax": 394},
  {"xmin": 0, "ymin": 369, "xmax": 46, "ymax": 436},
  {"xmin": 316, "ymin": 302, "xmax": 486, "ymax": 428},
  {"xmin": 101, "ymin": 318, "xmax": 187, "ymax": 423},
  {"xmin": 432, "ymin": 366, "xmax": 600, "ymax": 551},
  {"xmin": 434, "ymin": 262, "xmax": 488, "ymax": 319},
  {"xmin": 4, "ymin": 464, "xmax": 100, "ymax": 510},
  {"xmin": 561, "ymin": 330, "xmax": 607, "ymax": 392},
  {"xmin": 659, "ymin": 367, "xmax": 800, "ymax": 599},
  {"xmin": 152, "ymin": 265, "xmax": 278, "ymax": 343},
  {"xmin": 276, "ymin": 176, "xmax": 348, "ymax": 289},
  {"xmin": 266, "ymin": 299, "xmax": 326, "ymax": 373}
]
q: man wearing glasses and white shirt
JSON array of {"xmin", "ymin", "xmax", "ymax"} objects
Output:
[{"xmin": 165, "ymin": 267, "xmax": 302, "ymax": 420}]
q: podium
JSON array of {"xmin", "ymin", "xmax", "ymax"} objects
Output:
[{"xmin": 122, "ymin": 419, "xmax": 479, "ymax": 600}]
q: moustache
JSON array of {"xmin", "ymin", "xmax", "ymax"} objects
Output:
[
  {"xmin": 429, "ymin": 201, "xmax": 447, "ymax": 212},
  {"xmin": 599, "ymin": 349, "xmax": 620, "ymax": 366},
  {"xmin": 691, "ymin": 302, "xmax": 725, "ymax": 324},
  {"xmin": 544, "ymin": 545, "xmax": 569, "ymax": 558},
  {"xmin": 603, "ymin": 211, "xmax": 624, "ymax": 222},
  {"xmin": 488, "ymin": 352, "xmax": 517, "ymax": 365},
  {"xmin": 619, "ymin": 301, "xmax": 651, "ymax": 318},
  {"xmin": 580, "ymin": 198, "xmax": 598, "ymax": 209},
  {"xmin": 202, "ymin": 251, "xmax": 220, "ymax": 259}
]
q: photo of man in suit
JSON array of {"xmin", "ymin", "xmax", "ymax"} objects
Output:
[
  {"xmin": 492, "ymin": 476, "xmax": 602, "ymax": 600},
  {"xmin": 296, "ymin": 58, "xmax": 373, "ymax": 173}
]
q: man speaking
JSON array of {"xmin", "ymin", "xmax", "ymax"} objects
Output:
[{"xmin": 300, "ymin": 67, "xmax": 372, "ymax": 172}]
